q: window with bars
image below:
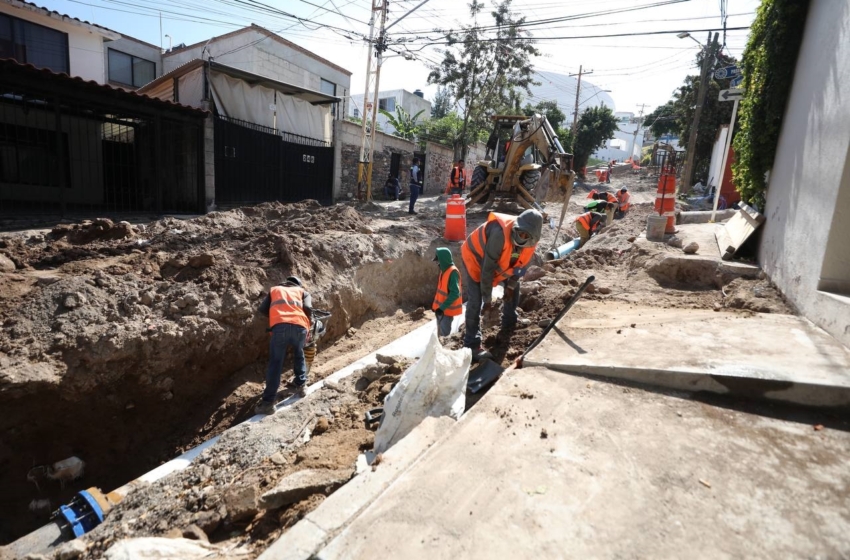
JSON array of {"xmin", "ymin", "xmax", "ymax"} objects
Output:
[
  {"xmin": 107, "ymin": 49, "xmax": 156, "ymax": 88},
  {"xmin": 0, "ymin": 13, "xmax": 69, "ymax": 74}
]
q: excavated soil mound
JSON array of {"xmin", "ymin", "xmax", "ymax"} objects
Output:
[{"xmin": 0, "ymin": 202, "xmax": 437, "ymax": 544}]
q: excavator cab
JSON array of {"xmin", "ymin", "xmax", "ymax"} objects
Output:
[{"xmin": 466, "ymin": 114, "xmax": 575, "ymax": 215}]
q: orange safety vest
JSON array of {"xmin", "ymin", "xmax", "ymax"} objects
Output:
[
  {"xmin": 445, "ymin": 167, "xmax": 466, "ymax": 194},
  {"xmin": 461, "ymin": 213, "xmax": 536, "ymax": 286},
  {"xmin": 576, "ymin": 212, "xmax": 602, "ymax": 232},
  {"xmin": 617, "ymin": 191, "xmax": 631, "ymax": 211},
  {"xmin": 606, "ymin": 192, "xmax": 619, "ymax": 204},
  {"xmin": 268, "ymin": 285, "xmax": 310, "ymax": 331},
  {"xmin": 432, "ymin": 265, "xmax": 463, "ymax": 316}
]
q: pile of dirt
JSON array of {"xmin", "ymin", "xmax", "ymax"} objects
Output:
[
  {"xmin": 74, "ymin": 356, "xmax": 411, "ymax": 559},
  {"xmin": 722, "ymin": 277, "xmax": 792, "ymax": 314},
  {"xmin": 0, "ymin": 201, "xmax": 440, "ymax": 544}
]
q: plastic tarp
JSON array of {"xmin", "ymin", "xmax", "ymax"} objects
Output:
[
  {"xmin": 209, "ymin": 71, "xmax": 330, "ymax": 142},
  {"xmin": 104, "ymin": 537, "xmax": 221, "ymax": 559},
  {"xmin": 374, "ymin": 331, "xmax": 472, "ymax": 453},
  {"xmin": 176, "ymin": 67, "xmax": 205, "ymax": 109}
]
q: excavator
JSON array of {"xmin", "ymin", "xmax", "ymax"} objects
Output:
[{"xmin": 466, "ymin": 113, "xmax": 576, "ymax": 214}]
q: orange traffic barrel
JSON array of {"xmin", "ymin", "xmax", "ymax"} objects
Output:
[
  {"xmin": 654, "ymin": 167, "xmax": 677, "ymax": 233},
  {"xmin": 445, "ymin": 195, "xmax": 467, "ymax": 241}
]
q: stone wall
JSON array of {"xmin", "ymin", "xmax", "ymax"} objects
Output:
[
  {"xmin": 425, "ymin": 142, "xmax": 454, "ymax": 194},
  {"xmin": 337, "ymin": 120, "xmax": 416, "ymax": 200}
]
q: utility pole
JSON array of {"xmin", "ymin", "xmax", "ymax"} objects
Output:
[
  {"xmin": 570, "ymin": 65, "xmax": 592, "ymax": 143},
  {"xmin": 680, "ymin": 32, "xmax": 719, "ymax": 192},
  {"xmin": 356, "ymin": 0, "xmax": 388, "ymax": 202},
  {"xmin": 630, "ymin": 103, "xmax": 649, "ymax": 162}
]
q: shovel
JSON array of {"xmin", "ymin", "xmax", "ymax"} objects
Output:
[{"xmin": 467, "ymin": 359, "xmax": 505, "ymax": 394}]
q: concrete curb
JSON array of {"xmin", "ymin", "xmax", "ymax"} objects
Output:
[
  {"xmin": 523, "ymin": 362, "xmax": 850, "ymax": 408},
  {"xmin": 257, "ymin": 416, "xmax": 457, "ymax": 560}
]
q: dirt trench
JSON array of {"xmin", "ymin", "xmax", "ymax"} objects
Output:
[{"xmin": 0, "ymin": 202, "xmax": 440, "ymax": 545}]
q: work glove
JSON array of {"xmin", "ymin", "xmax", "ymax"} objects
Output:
[{"xmin": 434, "ymin": 308, "xmax": 445, "ymax": 319}]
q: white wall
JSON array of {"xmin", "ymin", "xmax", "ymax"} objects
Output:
[
  {"xmin": 759, "ymin": 0, "xmax": 850, "ymax": 347},
  {"xmin": 0, "ymin": 3, "xmax": 108, "ymax": 83},
  {"xmin": 349, "ymin": 89, "xmax": 431, "ymax": 136},
  {"xmin": 163, "ymin": 29, "xmax": 351, "ymax": 116}
]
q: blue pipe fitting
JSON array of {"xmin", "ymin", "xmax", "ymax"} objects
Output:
[{"xmin": 55, "ymin": 490, "xmax": 106, "ymax": 538}]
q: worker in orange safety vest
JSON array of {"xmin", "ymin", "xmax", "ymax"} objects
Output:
[
  {"xmin": 575, "ymin": 211, "xmax": 607, "ymax": 248},
  {"xmin": 446, "ymin": 159, "xmax": 466, "ymax": 196},
  {"xmin": 256, "ymin": 276, "xmax": 312, "ymax": 415},
  {"xmin": 432, "ymin": 247, "xmax": 463, "ymax": 336},
  {"xmin": 461, "ymin": 209, "xmax": 543, "ymax": 361},
  {"xmin": 616, "ymin": 187, "xmax": 631, "ymax": 217}
]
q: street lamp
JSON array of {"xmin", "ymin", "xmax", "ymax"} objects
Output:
[
  {"xmin": 677, "ymin": 32, "xmax": 702, "ymax": 46},
  {"xmin": 580, "ymin": 89, "xmax": 612, "ymax": 105}
]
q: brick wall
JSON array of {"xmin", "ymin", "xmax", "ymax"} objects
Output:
[{"xmin": 425, "ymin": 142, "xmax": 453, "ymax": 194}]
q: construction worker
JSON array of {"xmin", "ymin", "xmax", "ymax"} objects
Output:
[
  {"xmin": 575, "ymin": 211, "xmax": 607, "ymax": 248},
  {"xmin": 432, "ymin": 247, "xmax": 462, "ymax": 336},
  {"xmin": 409, "ymin": 158, "xmax": 423, "ymax": 214},
  {"xmin": 616, "ymin": 187, "xmax": 631, "ymax": 218},
  {"xmin": 607, "ymin": 161, "xmax": 613, "ymax": 183},
  {"xmin": 446, "ymin": 159, "xmax": 466, "ymax": 196},
  {"xmin": 461, "ymin": 209, "xmax": 543, "ymax": 361},
  {"xmin": 384, "ymin": 173, "xmax": 400, "ymax": 201},
  {"xmin": 588, "ymin": 190, "xmax": 619, "ymax": 225},
  {"xmin": 256, "ymin": 276, "xmax": 312, "ymax": 415}
]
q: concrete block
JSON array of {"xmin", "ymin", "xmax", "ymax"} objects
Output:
[{"xmin": 259, "ymin": 469, "xmax": 352, "ymax": 510}]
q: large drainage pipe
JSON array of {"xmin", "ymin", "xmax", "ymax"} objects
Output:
[
  {"xmin": 545, "ymin": 238, "xmax": 581, "ymax": 261},
  {"xmin": 5, "ymin": 314, "xmax": 465, "ymax": 558}
]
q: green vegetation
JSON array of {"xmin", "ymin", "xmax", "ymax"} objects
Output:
[
  {"xmin": 573, "ymin": 105, "xmax": 619, "ymax": 174},
  {"xmin": 379, "ymin": 106, "xmax": 425, "ymax": 141},
  {"xmin": 732, "ymin": 0, "xmax": 810, "ymax": 207},
  {"xmin": 428, "ymin": 0, "xmax": 538, "ymax": 158}
]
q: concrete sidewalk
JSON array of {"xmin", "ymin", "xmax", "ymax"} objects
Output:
[
  {"xmin": 524, "ymin": 301, "xmax": 850, "ymax": 407},
  {"xmin": 262, "ymin": 367, "xmax": 850, "ymax": 559}
]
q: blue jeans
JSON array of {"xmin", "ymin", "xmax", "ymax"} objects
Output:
[
  {"xmin": 437, "ymin": 313, "xmax": 454, "ymax": 337},
  {"xmin": 408, "ymin": 184, "xmax": 420, "ymax": 212},
  {"xmin": 262, "ymin": 323, "xmax": 307, "ymax": 403},
  {"xmin": 462, "ymin": 269, "xmax": 520, "ymax": 348}
]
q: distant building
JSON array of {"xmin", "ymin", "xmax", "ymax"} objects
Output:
[
  {"xmin": 592, "ymin": 111, "xmax": 646, "ymax": 162},
  {"xmin": 349, "ymin": 89, "xmax": 431, "ymax": 136}
]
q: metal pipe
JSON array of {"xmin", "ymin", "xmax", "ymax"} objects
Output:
[{"xmin": 544, "ymin": 238, "xmax": 581, "ymax": 261}]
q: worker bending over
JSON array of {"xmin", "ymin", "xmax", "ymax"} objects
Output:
[
  {"xmin": 461, "ymin": 209, "xmax": 543, "ymax": 361},
  {"xmin": 588, "ymin": 189, "xmax": 619, "ymax": 225},
  {"xmin": 432, "ymin": 247, "xmax": 462, "ymax": 336},
  {"xmin": 575, "ymin": 211, "xmax": 607, "ymax": 248},
  {"xmin": 616, "ymin": 187, "xmax": 631, "ymax": 218},
  {"xmin": 446, "ymin": 159, "xmax": 466, "ymax": 196},
  {"xmin": 256, "ymin": 276, "xmax": 312, "ymax": 415}
]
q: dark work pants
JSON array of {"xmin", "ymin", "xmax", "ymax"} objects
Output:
[
  {"xmin": 409, "ymin": 184, "xmax": 420, "ymax": 212},
  {"xmin": 262, "ymin": 323, "xmax": 308, "ymax": 403}
]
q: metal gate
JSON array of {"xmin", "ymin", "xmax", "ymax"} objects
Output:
[{"xmin": 214, "ymin": 116, "xmax": 333, "ymax": 206}]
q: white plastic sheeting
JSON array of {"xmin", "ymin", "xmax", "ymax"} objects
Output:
[
  {"xmin": 209, "ymin": 72, "xmax": 330, "ymax": 142},
  {"xmin": 374, "ymin": 332, "xmax": 472, "ymax": 453},
  {"xmin": 104, "ymin": 538, "xmax": 222, "ymax": 560},
  {"xmin": 177, "ymin": 68, "xmax": 205, "ymax": 109}
]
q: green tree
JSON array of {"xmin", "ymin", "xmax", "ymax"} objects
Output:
[
  {"xmin": 732, "ymin": 0, "xmax": 810, "ymax": 207},
  {"xmin": 642, "ymin": 100, "xmax": 679, "ymax": 139},
  {"xmin": 431, "ymin": 86, "xmax": 452, "ymax": 119},
  {"xmin": 573, "ymin": 105, "xmax": 619, "ymax": 174},
  {"xmin": 379, "ymin": 106, "xmax": 425, "ymax": 140},
  {"xmin": 428, "ymin": 0, "xmax": 539, "ymax": 158},
  {"xmin": 523, "ymin": 100, "xmax": 566, "ymax": 131}
]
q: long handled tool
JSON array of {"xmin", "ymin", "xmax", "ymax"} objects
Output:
[{"xmin": 519, "ymin": 275, "xmax": 595, "ymax": 366}]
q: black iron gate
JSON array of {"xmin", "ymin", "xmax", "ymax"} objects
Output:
[{"xmin": 214, "ymin": 115, "xmax": 333, "ymax": 206}]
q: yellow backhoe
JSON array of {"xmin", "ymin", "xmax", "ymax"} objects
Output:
[{"xmin": 466, "ymin": 114, "xmax": 575, "ymax": 214}]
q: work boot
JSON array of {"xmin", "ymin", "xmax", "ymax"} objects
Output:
[
  {"xmin": 470, "ymin": 347, "xmax": 493, "ymax": 362},
  {"xmin": 292, "ymin": 384, "xmax": 307, "ymax": 399},
  {"xmin": 255, "ymin": 400, "xmax": 276, "ymax": 415}
]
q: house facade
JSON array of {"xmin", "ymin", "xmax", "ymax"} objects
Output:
[
  {"xmin": 592, "ymin": 111, "xmax": 646, "ymax": 162},
  {"xmin": 163, "ymin": 25, "xmax": 351, "ymax": 119},
  {"xmin": 0, "ymin": 0, "xmax": 120, "ymax": 82},
  {"xmin": 349, "ymin": 89, "xmax": 431, "ymax": 136}
]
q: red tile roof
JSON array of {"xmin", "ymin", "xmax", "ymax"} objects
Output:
[{"xmin": 0, "ymin": 58, "xmax": 208, "ymax": 116}]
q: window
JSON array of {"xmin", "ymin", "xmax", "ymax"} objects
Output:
[
  {"xmin": 378, "ymin": 97, "xmax": 396, "ymax": 112},
  {"xmin": 0, "ymin": 13, "xmax": 69, "ymax": 73},
  {"xmin": 320, "ymin": 79, "xmax": 336, "ymax": 96},
  {"xmin": 108, "ymin": 49, "xmax": 156, "ymax": 88},
  {"xmin": 353, "ymin": 108, "xmax": 360, "ymax": 118}
]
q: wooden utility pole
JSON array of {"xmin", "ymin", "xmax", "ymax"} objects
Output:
[
  {"xmin": 570, "ymin": 65, "xmax": 592, "ymax": 144},
  {"xmin": 356, "ymin": 0, "xmax": 388, "ymax": 202},
  {"xmin": 680, "ymin": 32, "xmax": 719, "ymax": 191}
]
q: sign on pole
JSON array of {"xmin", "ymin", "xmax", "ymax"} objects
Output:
[
  {"xmin": 730, "ymin": 75, "xmax": 744, "ymax": 87},
  {"xmin": 714, "ymin": 65, "xmax": 741, "ymax": 80},
  {"xmin": 718, "ymin": 88, "xmax": 743, "ymax": 102}
]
